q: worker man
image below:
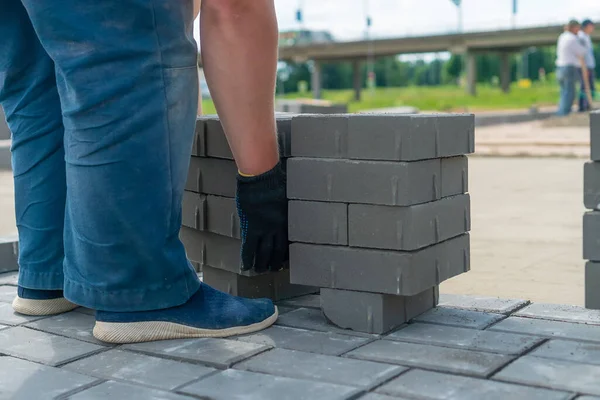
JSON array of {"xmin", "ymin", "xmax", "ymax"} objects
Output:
[
  {"xmin": 556, "ymin": 20, "xmax": 591, "ymax": 116},
  {"xmin": 579, "ymin": 19, "xmax": 596, "ymax": 112},
  {"xmin": 0, "ymin": 0, "xmax": 285, "ymax": 343}
]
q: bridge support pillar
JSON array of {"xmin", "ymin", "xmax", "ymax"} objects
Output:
[
  {"xmin": 311, "ymin": 60, "xmax": 322, "ymax": 99},
  {"xmin": 500, "ymin": 52, "xmax": 511, "ymax": 93},
  {"xmin": 353, "ymin": 60, "xmax": 362, "ymax": 101},
  {"xmin": 466, "ymin": 52, "xmax": 477, "ymax": 96}
]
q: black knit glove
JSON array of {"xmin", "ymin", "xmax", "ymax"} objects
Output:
[{"xmin": 236, "ymin": 162, "xmax": 288, "ymax": 272}]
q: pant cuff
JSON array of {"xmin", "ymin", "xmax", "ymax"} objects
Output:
[{"xmin": 18, "ymin": 268, "xmax": 65, "ymax": 290}]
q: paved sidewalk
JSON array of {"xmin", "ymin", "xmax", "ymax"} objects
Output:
[{"xmin": 1, "ymin": 273, "xmax": 600, "ymax": 400}]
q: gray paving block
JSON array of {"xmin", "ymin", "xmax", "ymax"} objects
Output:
[
  {"xmin": 272, "ymin": 268, "xmax": 319, "ymax": 301},
  {"xmin": 288, "ymin": 201, "xmax": 348, "ymax": 245},
  {"xmin": 386, "ymin": 322, "xmax": 542, "ymax": 355},
  {"xmin": 489, "ymin": 316, "xmax": 600, "ymax": 343},
  {"xmin": 123, "ymin": 337, "xmax": 268, "ymax": 369},
  {"xmin": 438, "ymin": 293, "xmax": 529, "ymax": 315},
  {"xmin": 25, "ymin": 311, "xmax": 102, "ymax": 344},
  {"xmin": 0, "ymin": 324, "xmax": 8, "ymax": 331},
  {"xmin": 0, "ymin": 326, "xmax": 104, "ymax": 366},
  {"xmin": 320, "ymin": 287, "xmax": 437, "ymax": 334},
  {"xmin": 349, "ymin": 194, "xmax": 470, "ymax": 250},
  {"xmin": 291, "ymin": 114, "xmax": 474, "ymax": 161},
  {"xmin": 346, "ymin": 340, "xmax": 513, "ymax": 377},
  {"xmin": 585, "ymin": 162, "xmax": 600, "ymax": 210},
  {"xmin": 0, "ymin": 285, "xmax": 16, "ymax": 303},
  {"xmin": 185, "ymin": 157, "xmax": 237, "ymax": 196},
  {"xmin": 587, "ymin": 262, "xmax": 600, "ymax": 310},
  {"xmin": 191, "ymin": 117, "xmax": 206, "ymax": 157},
  {"xmin": 236, "ymin": 347, "xmax": 404, "ymax": 389},
  {"xmin": 64, "ymin": 349, "xmax": 215, "ymax": 391},
  {"xmin": 276, "ymin": 294, "xmax": 321, "ymax": 309},
  {"xmin": 181, "ymin": 191, "xmax": 206, "ymax": 230},
  {"xmin": 585, "ymin": 211, "xmax": 600, "ymax": 261},
  {"xmin": 0, "ymin": 302, "xmax": 47, "ymax": 325},
  {"xmin": 577, "ymin": 397, "xmax": 600, "ymax": 400},
  {"xmin": 179, "ymin": 369, "xmax": 360, "ymax": 400},
  {"xmin": 0, "ymin": 356, "xmax": 97, "ymax": 400},
  {"xmin": 0, "ymin": 271, "xmax": 18, "ymax": 285},
  {"xmin": 360, "ymin": 394, "xmax": 410, "ymax": 400},
  {"xmin": 377, "ymin": 368, "xmax": 573, "ymax": 400},
  {"xmin": 287, "ymin": 157, "xmax": 441, "ymax": 206},
  {"xmin": 591, "ymin": 111, "xmax": 600, "ymax": 161},
  {"xmin": 290, "ymin": 234, "xmax": 470, "ymax": 295},
  {"xmin": 276, "ymin": 307, "xmax": 379, "ymax": 338},
  {"xmin": 414, "ymin": 306, "xmax": 505, "ymax": 329},
  {"xmin": 236, "ymin": 325, "xmax": 369, "ymax": 356},
  {"xmin": 0, "ymin": 235, "xmax": 18, "ymax": 273},
  {"xmin": 206, "ymin": 195, "xmax": 241, "ymax": 239},
  {"xmin": 515, "ymin": 303, "xmax": 600, "ymax": 325},
  {"xmin": 441, "ymin": 156, "xmax": 468, "ymax": 197},
  {"xmin": 494, "ymin": 355, "xmax": 600, "ymax": 395},
  {"xmin": 530, "ymin": 339, "xmax": 600, "ymax": 365},
  {"xmin": 70, "ymin": 381, "xmax": 189, "ymax": 400}
]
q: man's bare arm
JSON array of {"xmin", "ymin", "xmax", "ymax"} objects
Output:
[{"xmin": 194, "ymin": 0, "xmax": 202, "ymax": 116}]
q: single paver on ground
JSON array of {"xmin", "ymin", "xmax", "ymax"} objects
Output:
[
  {"xmin": 68, "ymin": 381, "xmax": 190, "ymax": 400},
  {"xmin": 123, "ymin": 338, "xmax": 269, "ymax": 369},
  {"xmin": 385, "ymin": 323, "xmax": 542, "ymax": 355},
  {"xmin": 236, "ymin": 325, "xmax": 369, "ymax": 356},
  {"xmin": 494, "ymin": 355, "xmax": 600, "ymax": 395},
  {"xmin": 63, "ymin": 349, "xmax": 216, "ymax": 391},
  {"xmin": 414, "ymin": 306, "xmax": 505, "ymax": 329},
  {"xmin": 377, "ymin": 369, "xmax": 573, "ymax": 400},
  {"xmin": 489, "ymin": 317, "xmax": 600, "ymax": 343},
  {"xmin": 529, "ymin": 339, "xmax": 600, "ymax": 366},
  {"xmin": 345, "ymin": 340, "xmax": 513, "ymax": 377},
  {"xmin": 438, "ymin": 294, "xmax": 529, "ymax": 314},
  {"xmin": 276, "ymin": 307, "xmax": 379, "ymax": 338},
  {"xmin": 178, "ymin": 369, "xmax": 361, "ymax": 400},
  {"xmin": 0, "ymin": 356, "xmax": 98, "ymax": 400},
  {"xmin": 25, "ymin": 311, "xmax": 101, "ymax": 344},
  {"xmin": 515, "ymin": 303, "xmax": 600, "ymax": 325},
  {"xmin": 0, "ymin": 302, "xmax": 46, "ymax": 326}
]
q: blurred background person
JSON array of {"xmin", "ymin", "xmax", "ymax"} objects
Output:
[
  {"xmin": 556, "ymin": 19, "xmax": 590, "ymax": 116},
  {"xmin": 578, "ymin": 19, "xmax": 596, "ymax": 112}
]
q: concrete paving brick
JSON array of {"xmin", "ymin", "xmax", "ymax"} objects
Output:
[
  {"xmin": 288, "ymin": 201, "xmax": 348, "ymax": 245},
  {"xmin": 206, "ymin": 195, "xmax": 241, "ymax": 239},
  {"xmin": 290, "ymin": 114, "xmax": 473, "ymax": 161},
  {"xmin": 0, "ymin": 271, "xmax": 17, "ymax": 285},
  {"xmin": 494, "ymin": 355, "xmax": 600, "ymax": 395},
  {"xmin": 529, "ymin": 339, "xmax": 600, "ymax": 365},
  {"xmin": 347, "ymin": 340, "xmax": 513, "ymax": 377},
  {"xmin": 236, "ymin": 325, "xmax": 370, "ymax": 356},
  {"xmin": 0, "ymin": 324, "xmax": 8, "ymax": 331},
  {"xmin": 377, "ymin": 369, "xmax": 573, "ymax": 400},
  {"xmin": 64, "ymin": 349, "xmax": 215, "ymax": 391},
  {"xmin": 236, "ymin": 347, "xmax": 405, "ymax": 389},
  {"xmin": 181, "ymin": 191, "xmax": 206, "ymax": 230},
  {"xmin": 276, "ymin": 306, "xmax": 295, "ymax": 314},
  {"xmin": 585, "ymin": 212, "xmax": 600, "ymax": 261},
  {"xmin": 0, "ymin": 326, "xmax": 104, "ymax": 366},
  {"xmin": 438, "ymin": 293, "xmax": 529, "ymax": 314},
  {"xmin": 578, "ymin": 397, "xmax": 600, "ymax": 400},
  {"xmin": 489, "ymin": 317, "xmax": 600, "ymax": 343},
  {"xmin": 348, "ymin": 194, "xmax": 470, "ymax": 250},
  {"xmin": 320, "ymin": 287, "xmax": 437, "ymax": 334},
  {"xmin": 0, "ymin": 285, "xmax": 16, "ymax": 303},
  {"xmin": 123, "ymin": 338, "xmax": 269, "ymax": 369},
  {"xmin": 276, "ymin": 307, "xmax": 379, "ymax": 338},
  {"xmin": 191, "ymin": 117, "xmax": 206, "ymax": 157},
  {"xmin": 0, "ymin": 302, "xmax": 47, "ymax": 325},
  {"xmin": 386, "ymin": 323, "xmax": 542, "ymax": 355},
  {"xmin": 515, "ymin": 303, "xmax": 600, "ymax": 325},
  {"xmin": 185, "ymin": 157, "xmax": 237, "ymax": 196},
  {"xmin": 179, "ymin": 369, "xmax": 360, "ymax": 400},
  {"xmin": 591, "ymin": 111, "xmax": 600, "ymax": 161},
  {"xmin": 287, "ymin": 157, "xmax": 441, "ymax": 206},
  {"xmin": 360, "ymin": 394, "xmax": 410, "ymax": 400},
  {"xmin": 25, "ymin": 311, "xmax": 101, "ymax": 344},
  {"xmin": 272, "ymin": 268, "xmax": 318, "ymax": 301},
  {"xmin": 414, "ymin": 306, "xmax": 505, "ymax": 329},
  {"xmin": 441, "ymin": 156, "xmax": 469, "ymax": 197},
  {"xmin": 585, "ymin": 162, "xmax": 600, "ymax": 210},
  {"xmin": 276, "ymin": 294, "xmax": 321, "ymax": 309},
  {"xmin": 70, "ymin": 381, "xmax": 189, "ymax": 400},
  {"xmin": 0, "ymin": 356, "xmax": 98, "ymax": 400},
  {"xmin": 290, "ymin": 234, "xmax": 469, "ymax": 295},
  {"xmin": 0, "ymin": 235, "xmax": 18, "ymax": 274},
  {"xmin": 586, "ymin": 262, "xmax": 600, "ymax": 310}
]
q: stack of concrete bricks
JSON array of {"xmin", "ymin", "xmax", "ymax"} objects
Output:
[
  {"xmin": 583, "ymin": 111, "xmax": 600, "ymax": 309},
  {"xmin": 180, "ymin": 115, "xmax": 317, "ymax": 301},
  {"xmin": 287, "ymin": 114, "xmax": 474, "ymax": 334},
  {"xmin": 0, "ymin": 235, "xmax": 19, "ymax": 274}
]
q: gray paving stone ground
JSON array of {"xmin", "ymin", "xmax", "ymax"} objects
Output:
[
  {"xmin": 1, "ymin": 295, "xmax": 600, "ymax": 399},
  {"xmin": 0, "ymin": 272, "xmax": 17, "ymax": 286}
]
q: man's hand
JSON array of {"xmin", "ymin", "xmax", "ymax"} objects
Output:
[{"xmin": 236, "ymin": 162, "xmax": 288, "ymax": 272}]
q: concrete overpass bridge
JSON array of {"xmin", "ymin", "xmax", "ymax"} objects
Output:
[{"xmin": 278, "ymin": 24, "xmax": 600, "ymax": 99}]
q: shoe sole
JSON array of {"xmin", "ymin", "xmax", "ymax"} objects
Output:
[
  {"xmin": 92, "ymin": 306, "xmax": 279, "ymax": 344},
  {"xmin": 12, "ymin": 296, "xmax": 78, "ymax": 316}
]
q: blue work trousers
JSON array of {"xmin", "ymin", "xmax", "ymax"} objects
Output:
[{"xmin": 0, "ymin": 0, "xmax": 201, "ymax": 311}]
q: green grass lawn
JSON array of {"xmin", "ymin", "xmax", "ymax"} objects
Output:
[{"xmin": 201, "ymin": 82, "xmax": 560, "ymax": 114}]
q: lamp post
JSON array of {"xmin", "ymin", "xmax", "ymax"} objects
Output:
[
  {"xmin": 364, "ymin": 0, "xmax": 375, "ymax": 92},
  {"xmin": 450, "ymin": 0, "xmax": 463, "ymax": 33}
]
